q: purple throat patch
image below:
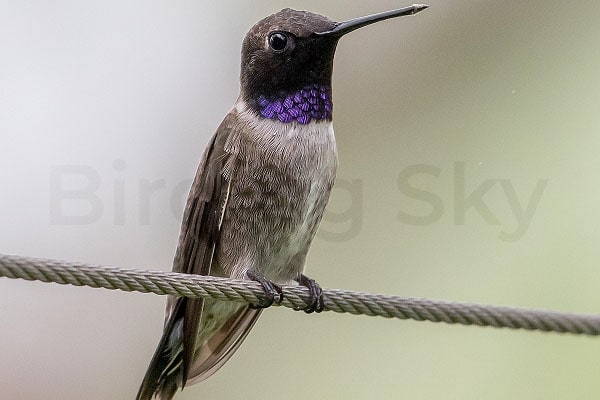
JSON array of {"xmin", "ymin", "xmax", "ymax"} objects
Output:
[{"xmin": 257, "ymin": 84, "xmax": 333, "ymax": 124}]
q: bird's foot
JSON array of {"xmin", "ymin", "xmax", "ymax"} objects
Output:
[
  {"xmin": 246, "ymin": 270, "xmax": 283, "ymax": 309},
  {"xmin": 294, "ymin": 274, "xmax": 324, "ymax": 313}
]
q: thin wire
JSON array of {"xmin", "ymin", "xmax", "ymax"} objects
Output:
[{"xmin": 1, "ymin": 253, "xmax": 599, "ymax": 336}]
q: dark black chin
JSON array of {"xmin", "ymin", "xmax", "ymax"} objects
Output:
[{"xmin": 241, "ymin": 36, "xmax": 338, "ymax": 103}]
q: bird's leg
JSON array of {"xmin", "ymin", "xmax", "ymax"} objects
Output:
[
  {"xmin": 295, "ymin": 274, "xmax": 324, "ymax": 313},
  {"xmin": 246, "ymin": 270, "xmax": 283, "ymax": 309}
]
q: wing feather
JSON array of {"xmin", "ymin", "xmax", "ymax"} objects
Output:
[
  {"xmin": 186, "ymin": 307, "xmax": 262, "ymax": 385},
  {"xmin": 136, "ymin": 114, "xmax": 235, "ymax": 400}
]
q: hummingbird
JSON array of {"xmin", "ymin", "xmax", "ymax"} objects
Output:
[{"xmin": 137, "ymin": 5, "xmax": 428, "ymax": 399}]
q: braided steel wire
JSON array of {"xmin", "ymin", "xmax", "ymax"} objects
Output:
[{"xmin": 1, "ymin": 253, "xmax": 599, "ymax": 336}]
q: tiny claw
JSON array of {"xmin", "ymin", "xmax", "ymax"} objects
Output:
[
  {"xmin": 295, "ymin": 274, "xmax": 324, "ymax": 313},
  {"xmin": 246, "ymin": 270, "xmax": 283, "ymax": 309}
]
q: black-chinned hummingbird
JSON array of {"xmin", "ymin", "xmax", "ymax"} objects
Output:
[{"xmin": 137, "ymin": 5, "xmax": 428, "ymax": 399}]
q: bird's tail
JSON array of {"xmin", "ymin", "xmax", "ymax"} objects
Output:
[
  {"xmin": 136, "ymin": 302, "xmax": 184, "ymax": 400},
  {"xmin": 136, "ymin": 298, "xmax": 263, "ymax": 399}
]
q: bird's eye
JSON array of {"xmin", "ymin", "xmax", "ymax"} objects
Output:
[{"xmin": 268, "ymin": 32, "xmax": 288, "ymax": 52}]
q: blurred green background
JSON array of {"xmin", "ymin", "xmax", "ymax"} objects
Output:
[{"xmin": 2, "ymin": 1, "xmax": 600, "ymax": 399}]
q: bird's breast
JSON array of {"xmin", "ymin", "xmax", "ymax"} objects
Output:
[{"xmin": 217, "ymin": 105, "xmax": 338, "ymax": 281}]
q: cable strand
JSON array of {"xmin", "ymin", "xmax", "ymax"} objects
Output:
[{"xmin": 1, "ymin": 253, "xmax": 599, "ymax": 336}]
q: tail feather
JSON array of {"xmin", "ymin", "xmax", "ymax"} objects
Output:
[
  {"xmin": 137, "ymin": 300, "xmax": 262, "ymax": 399},
  {"xmin": 136, "ymin": 301, "xmax": 185, "ymax": 400}
]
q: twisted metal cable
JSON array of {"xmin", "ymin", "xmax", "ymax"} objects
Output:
[{"xmin": 1, "ymin": 253, "xmax": 599, "ymax": 336}]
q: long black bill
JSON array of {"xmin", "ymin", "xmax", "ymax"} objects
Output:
[{"xmin": 314, "ymin": 4, "xmax": 428, "ymax": 37}]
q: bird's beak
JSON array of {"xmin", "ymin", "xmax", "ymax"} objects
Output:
[{"xmin": 313, "ymin": 4, "xmax": 428, "ymax": 38}]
